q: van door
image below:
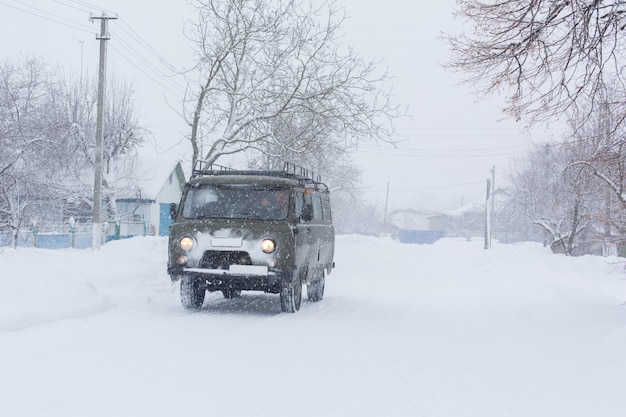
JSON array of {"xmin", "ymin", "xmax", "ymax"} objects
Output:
[
  {"xmin": 294, "ymin": 188, "xmax": 315, "ymax": 280},
  {"xmin": 306, "ymin": 191, "xmax": 328, "ymax": 280},
  {"xmin": 319, "ymin": 193, "xmax": 335, "ymax": 273}
]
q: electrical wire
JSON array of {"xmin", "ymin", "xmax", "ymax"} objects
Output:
[
  {"xmin": 116, "ymin": 18, "xmax": 181, "ymax": 74},
  {"xmin": 357, "ymin": 145, "xmax": 525, "ymax": 158},
  {"xmin": 0, "ymin": 0, "xmax": 187, "ymax": 99},
  {"xmin": 109, "ymin": 44, "xmax": 181, "ymax": 98},
  {"xmin": 51, "ymin": 0, "xmax": 92, "ymax": 15},
  {"xmin": 111, "ymin": 37, "xmax": 183, "ymax": 89},
  {"xmin": 0, "ymin": 0, "xmax": 93, "ymax": 33},
  {"xmin": 64, "ymin": 0, "xmax": 115, "ymax": 15},
  {"xmin": 360, "ymin": 180, "xmax": 486, "ymax": 193}
]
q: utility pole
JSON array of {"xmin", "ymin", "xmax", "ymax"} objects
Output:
[
  {"xmin": 90, "ymin": 13, "xmax": 117, "ymax": 250},
  {"xmin": 490, "ymin": 165, "xmax": 495, "ymax": 248},
  {"xmin": 383, "ymin": 181, "xmax": 390, "ymax": 234},
  {"xmin": 484, "ymin": 178, "xmax": 491, "ymax": 250}
]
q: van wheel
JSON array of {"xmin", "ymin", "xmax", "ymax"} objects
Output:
[
  {"xmin": 280, "ymin": 278, "xmax": 302, "ymax": 313},
  {"xmin": 222, "ymin": 289, "xmax": 241, "ymax": 299},
  {"xmin": 180, "ymin": 276, "xmax": 205, "ymax": 310},
  {"xmin": 307, "ymin": 270, "xmax": 325, "ymax": 302}
]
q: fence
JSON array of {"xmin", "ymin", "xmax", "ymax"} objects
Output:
[
  {"xmin": 395, "ymin": 229, "xmax": 445, "ymax": 244},
  {"xmin": 0, "ymin": 220, "xmax": 149, "ymax": 249}
]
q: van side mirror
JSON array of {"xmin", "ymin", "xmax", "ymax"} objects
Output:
[
  {"xmin": 300, "ymin": 203, "xmax": 313, "ymax": 222},
  {"xmin": 170, "ymin": 203, "xmax": 178, "ymax": 220}
]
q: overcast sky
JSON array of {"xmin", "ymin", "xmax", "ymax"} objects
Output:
[{"xmin": 0, "ymin": 0, "xmax": 556, "ymax": 212}]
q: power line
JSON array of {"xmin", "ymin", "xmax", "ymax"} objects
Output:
[
  {"xmin": 65, "ymin": 0, "xmax": 115, "ymax": 15},
  {"xmin": 0, "ymin": 0, "xmax": 92, "ymax": 33},
  {"xmin": 358, "ymin": 143, "xmax": 525, "ymax": 152},
  {"xmin": 111, "ymin": 32, "xmax": 185, "ymax": 91},
  {"xmin": 109, "ymin": 44, "xmax": 182, "ymax": 97},
  {"xmin": 361, "ymin": 180, "xmax": 486, "ymax": 193},
  {"xmin": 117, "ymin": 18, "xmax": 181, "ymax": 74},
  {"xmin": 51, "ymin": 0, "xmax": 92, "ymax": 14},
  {"xmin": 1, "ymin": 0, "xmax": 186, "ymax": 98},
  {"xmin": 358, "ymin": 148, "xmax": 523, "ymax": 158}
]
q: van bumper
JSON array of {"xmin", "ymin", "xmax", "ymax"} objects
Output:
[{"xmin": 167, "ymin": 264, "xmax": 292, "ymax": 294}]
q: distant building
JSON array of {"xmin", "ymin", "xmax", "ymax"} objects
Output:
[
  {"xmin": 388, "ymin": 210, "xmax": 445, "ymax": 244},
  {"xmin": 429, "ymin": 201, "xmax": 485, "ymax": 240},
  {"xmin": 115, "ymin": 157, "xmax": 186, "ymax": 237}
]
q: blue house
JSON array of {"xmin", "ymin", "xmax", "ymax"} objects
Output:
[
  {"xmin": 389, "ymin": 210, "xmax": 445, "ymax": 244},
  {"xmin": 115, "ymin": 158, "xmax": 186, "ymax": 237}
]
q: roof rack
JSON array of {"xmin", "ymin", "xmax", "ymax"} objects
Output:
[
  {"xmin": 191, "ymin": 160, "xmax": 325, "ymax": 188},
  {"xmin": 192, "ymin": 161, "xmax": 234, "ymax": 176},
  {"xmin": 281, "ymin": 161, "xmax": 322, "ymax": 183}
]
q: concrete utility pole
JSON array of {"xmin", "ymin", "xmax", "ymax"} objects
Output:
[
  {"xmin": 383, "ymin": 181, "xmax": 390, "ymax": 233},
  {"xmin": 484, "ymin": 178, "xmax": 491, "ymax": 250},
  {"xmin": 490, "ymin": 165, "xmax": 495, "ymax": 248},
  {"xmin": 90, "ymin": 13, "xmax": 117, "ymax": 250}
]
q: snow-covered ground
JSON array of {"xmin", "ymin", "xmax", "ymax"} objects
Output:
[{"xmin": 1, "ymin": 235, "xmax": 626, "ymax": 417}]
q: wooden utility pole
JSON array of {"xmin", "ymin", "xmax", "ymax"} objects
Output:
[{"xmin": 90, "ymin": 14, "xmax": 117, "ymax": 250}]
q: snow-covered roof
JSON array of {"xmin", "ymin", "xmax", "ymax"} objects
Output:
[
  {"xmin": 114, "ymin": 145, "xmax": 187, "ymax": 201},
  {"xmin": 444, "ymin": 199, "xmax": 484, "ymax": 217},
  {"xmin": 134, "ymin": 147, "xmax": 186, "ymax": 199},
  {"xmin": 388, "ymin": 210, "xmax": 435, "ymax": 230}
]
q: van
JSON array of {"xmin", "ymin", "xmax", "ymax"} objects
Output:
[{"xmin": 167, "ymin": 162, "xmax": 335, "ymax": 313}]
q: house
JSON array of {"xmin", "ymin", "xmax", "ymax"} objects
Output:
[
  {"xmin": 388, "ymin": 209, "xmax": 445, "ymax": 244},
  {"xmin": 429, "ymin": 200, "xmax": 485, "ymax": 240},
  {"xmin": 115, "ymin": 156, "xmax": 186, "ymax": 237}
]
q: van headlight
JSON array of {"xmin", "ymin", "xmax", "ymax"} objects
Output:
[
  {"xmin": 261, "ymin": 239, "xmax": 276, "ymax": 253},
  {"xmin": 180, "ymin": 236, "xmax": 195, "ymax": 251}
]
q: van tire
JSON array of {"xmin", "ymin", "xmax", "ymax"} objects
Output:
[
  {"xmin": 180, "ymin": 276, "xmax": 205, "ymax": 310},
  {"xmin": 280, "ymin": 278, "xmax": 302, "ymax": 313},
  {"xmin": 222, "ymin": 289, "xmax": 241, "ymax": 299},
  {"xmin": 307, "ymin": 270, "xmax": 325, "ymax": 302}
]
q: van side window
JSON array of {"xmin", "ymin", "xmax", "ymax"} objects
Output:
[
  {"xmin": 295, "ymin": 190, "xmax": 304, "ymax": 219},
  {"xmin": 296, "ymin": 189, "xmax": 316, "ymax": 221},
  {"xmin": 312, "ymin": 194, "xmax": 323, "ymax": 220},
  {"xmin": 322, "ymin": 194, "xmax": 332, "ymax": 221}
]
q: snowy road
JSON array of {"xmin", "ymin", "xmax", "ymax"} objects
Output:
[{"xmin": 1, "ymin": 235, "xmax": 626, "ymax": 417}]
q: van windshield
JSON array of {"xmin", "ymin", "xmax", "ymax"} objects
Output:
[{"xmin": 182, "ymin": 185, "xmax": 290, "ymax": 221}]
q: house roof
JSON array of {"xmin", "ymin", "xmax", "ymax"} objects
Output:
[
  {"xmin": 388, "ymin": 210, "xmax": 435, "ymax": 230},
  {"xmin": 137, "ymin": 148, "xmax": 186, "ymax": 199},
  {"xmin": 116, "ymin": 146, "xmax": 187, "ymax": 201}
]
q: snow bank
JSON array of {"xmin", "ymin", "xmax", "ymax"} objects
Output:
[
  {"xmin": 2, "ymin": 235, "xmax": 626, "ymax": 417},
  {"xmin": 0, "ymin": 237, "xmax": 173, "ymax": 332}
]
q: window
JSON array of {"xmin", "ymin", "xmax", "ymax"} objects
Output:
[
  {"xmin": 312, "ymin": 194, "xmax": 323, "ymax": 220},
  {"xmin": 182, "ymin": 185, "xmax": 289, "ymax": 220},
  {"xmin": 322, "ymin": 195, "xmax": 332, "ymax": 221}
]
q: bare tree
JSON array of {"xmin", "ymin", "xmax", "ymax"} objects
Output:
[
  {"xmin": 0, "ymin": 57, "xmax": 73, "ymax": 246},
  {"xmin": 559, "ymin": 94, "xmax": 626, "ymax": 240},
  {"xmin": 184, "ymin": 0, "xmax": 402, "ymax": 168},
  {"xmin": 505, "ymin": 144, "xmax": 594, "ymax": 254},
  {"xmin": 0, "ymin": 57, "xmax": 143, "ymax": 247},
  {"xmin": 566, "ymin": 107, "xmax": 626, "ymax": 198},
  {"xmin": 446, "ymin": 1, "xmax": 626, "ymax": 130},
  {"xmin": 63, "ymin": 74, "xmax": 144, "ymax": 222}
]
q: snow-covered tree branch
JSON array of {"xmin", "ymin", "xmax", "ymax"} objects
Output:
[
  {"xmin": 183, "ymin": 0, "xmax": 403, "ymax": 167},
  {"xmin": 0, "ymin": 57, "xmax": 143, "ymax": 247},
  {"xmin": 446, "ymin": 1, "xmax": 626, "ymax": 130}
]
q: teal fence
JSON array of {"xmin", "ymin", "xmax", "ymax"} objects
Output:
[{"xmin": 0, "ymin": 220, "xmax": 149, "ymax": 249}]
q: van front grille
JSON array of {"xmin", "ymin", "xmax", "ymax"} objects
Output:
[{"xmin": 200, "ymin": 250, "xmax": 252, "ymax": 270}]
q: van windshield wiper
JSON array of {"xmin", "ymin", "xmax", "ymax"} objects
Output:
[{"xmin": 234, "ymin": 212, "xmax": 264, "ymax": 220}]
